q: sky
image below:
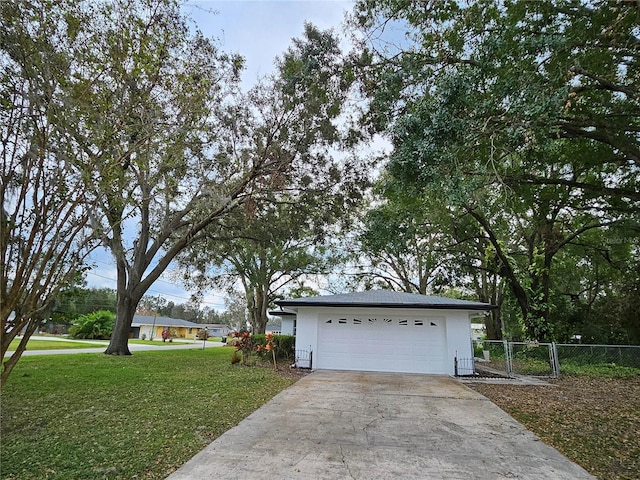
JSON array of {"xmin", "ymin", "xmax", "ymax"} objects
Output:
[
  {"xmin": 85, "ymin": 1, "xmax": 356, "ymax": 311},
  {"xmin": 185, "ymin": 1, "xmax": 355, "ymax": 89}
]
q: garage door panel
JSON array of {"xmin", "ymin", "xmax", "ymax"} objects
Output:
[{"xmin": 317, "ymin": 314, "xmax": 447, "ymax": 374}]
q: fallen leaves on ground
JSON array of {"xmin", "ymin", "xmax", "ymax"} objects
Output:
[{"xmin": 468, "ymin": 376, "xmax": 640, "ymax": 480}]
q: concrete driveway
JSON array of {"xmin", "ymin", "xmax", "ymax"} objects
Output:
[{"xmin": 167, "ymin": 370, "xmax": 594, "ymax": 480}]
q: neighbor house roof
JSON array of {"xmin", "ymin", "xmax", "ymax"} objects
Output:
[
  {"xmin": 131, "ymin": 315, "xmax": 201, "ymax": 328},
  {"xmin": 275, "ymin": 290, "xmax": 495, "ymax": 311}
]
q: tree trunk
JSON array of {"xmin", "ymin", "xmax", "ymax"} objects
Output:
[
  {"xmin": 525, "ymin": 254, "xmax": 554, "ymax": 342},
  {"xmin": 1, "ymin": 318, "xmax": 40, "ymax": 386},
  {"xmin": 104, "ymin": 296, "xmax": 135, "ymax": 355},
  {"xmin": 253, "ymin": 288, "xmax": 269, "ymax": 334},
  {"xmin": 485, "ymin": 310, "xmax": 502, "ymax": 341},
  {"xmin": 485, "ymin": 276, "xmax": 504, "ymax": 340}
]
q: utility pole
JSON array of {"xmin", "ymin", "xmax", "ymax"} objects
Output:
[{"xmin": 150, "ymin": 295, "xmax": 161, "ymax": 341}]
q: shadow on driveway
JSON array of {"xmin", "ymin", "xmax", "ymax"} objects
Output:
[{"xmin": 167, "ymin": 370, "xmax": 594, "ymax": 480}]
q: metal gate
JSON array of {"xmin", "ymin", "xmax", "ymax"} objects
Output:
[{"xmin": 475, "ymin": 341, "xmax": 559, "ymax": 378}]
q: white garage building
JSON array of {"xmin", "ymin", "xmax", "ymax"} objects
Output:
[{"xmin": 275, "ymin": 290, "xmax": 492, "ymax": 376}]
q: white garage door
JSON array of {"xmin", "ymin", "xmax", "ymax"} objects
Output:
[{"xmin": 316, "ymin": 314, "xmax": 448, "ymax": 374}]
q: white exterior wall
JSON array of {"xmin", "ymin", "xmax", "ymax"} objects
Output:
[
  {"xmin": 139, "ymin": 325, "xmax": 154, "ymax": 339},
  {"xmin": 293, "ymin": 309, "xmax": 319, "ymax": 368},
  {"xmin": 444, "ymin": 310, "xmax": 474, "ymax": 371},
  {"xmin": 281, "ymin": 318, "xmax": 295, "ymax": 336},
  {"xmin": 294, "ymin": 306, "xmax": 474, "ymax": 375}
]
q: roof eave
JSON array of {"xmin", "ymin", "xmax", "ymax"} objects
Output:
[{"xmin": 274, "ymin": 301, "xmax": 496, "ymax": 311}]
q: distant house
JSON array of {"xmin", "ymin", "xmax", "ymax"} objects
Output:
[
  {"xmin": 471, "ymin": 322, "xmax": 486, "ymax": 342},
  {"xmin": 130, "ymin": 315, "xmax": 203, "ymax": 340},
  {"xmin": 199, "ymin": 324, "xmax": 232, "ymax": 338}
]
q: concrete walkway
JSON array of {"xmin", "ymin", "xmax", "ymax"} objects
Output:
[{"xmin": 167, "ymin": 370, "xmax": 594, "ymax": 480}]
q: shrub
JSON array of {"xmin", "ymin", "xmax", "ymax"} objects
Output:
[
  {"xmin": 230, "ymin": 350, "xmax": 241, "ymax": 364},
  {"xmin": 196, "ymin": 328, "xmax": 208, "ymax": 341},
  {"xmin": 274, "ymin": 334, "xmax": 295, "ymax": 360},
  {"xmin": 230, "ymin": 331, "xmax": 254, "ymax": 365},
  {"xmin": 257, "ymin": 332, "xmax": 278, "ymax": 369},
  {"xmin": 253, "ymin": 334, "xmax": 295, "ymax": 360},
  {"xmin": 68, "ymin": 310, "xmax": 115, "ymax": 339},
  {"xmin": 229, "ymin": 332, "xmax": 296, "ymax": 365}
]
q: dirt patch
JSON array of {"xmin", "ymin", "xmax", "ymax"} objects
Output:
[
  {"xmin": 467, "ymin": 376, "xmax": 640, "ymax": 480},
  {"xmin": 253, "ymin": 358, "xmax": 311, "ymax": 380},
  {"xmin": 272, "ymin": 363, "xmax": 310, "ymax": 380}
]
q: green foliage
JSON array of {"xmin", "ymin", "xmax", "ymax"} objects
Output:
[
  {"xmin": 253, "ymin": 334, "xmax": 295, "ymax": 360},
  {"xmin": 7, "ymin": 0, "xmax": 260, "ymax": 355},
  {"xmin": 52, "ymin": 288, "xmax": 118, "ymax": 324},
  {"xmin": 274, "ymin": 335, "xmax": 296, "ymax": 360},
  {"xmin": 351, "ymin": 0, "xmax": 640, "ymax": 343},
  {"xmin": 68, "ymin": 311, "xmax": 115, "ymax": 340},
  {"xmin": 178, "ymin": 24, "xmax": 367, "ymax": 335}
]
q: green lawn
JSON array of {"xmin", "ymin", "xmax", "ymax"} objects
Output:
[
  {"xmin": 7, "ymin": 338, "xmax": 202, "ymax": 351},
  {"xmin": 7, "ymin": 338, "xmax": 108, "ymax": 350},
  {"xmin": 128, "ymin": 339, "xmax": 206, "ymax": 346},
  {"xmin": 0, "ymin": 348, "xmax": 295, "ymax": 480}
]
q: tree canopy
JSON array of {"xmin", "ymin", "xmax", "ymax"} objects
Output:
[
  {"xmin": 352, "ymin": 0, "xmax": 639, "ymax": 342},
  {"xmin": 1, "ymin": 0, "xmax": 102, "ymax": 383},
  {"xmin": 179, "ymin": 24, "xmax": 369, "ymax": 333}
]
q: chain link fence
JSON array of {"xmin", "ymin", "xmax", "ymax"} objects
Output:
[
  {"xmin": 556, "ymin": 344, "xmax": 640, "ymax": 369},
  {"xmin": 470, "ymin": 341, "xmax": 640, "ymax": 378}
]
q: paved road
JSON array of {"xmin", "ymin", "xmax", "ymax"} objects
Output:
[
  {"xmin": 167, "ymin": 370, "xmax": 594, "ymax": 480},
  {"xmin": 4, "ymin": 336, "xmax": 223, "ymax": 357}
]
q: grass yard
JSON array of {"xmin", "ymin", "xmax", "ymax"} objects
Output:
[
  {"xmin": 468, "ymin": 371, "xmax": 640, "ymax": 480},
  {"xmin": 6, "ymin": 337, "xmax": 207, "ymax": 351},
  {"xmin": 6, "ymin": 338, "xmax": 107, "ymax": 350},
  {"xmin": 0, "ymin": 348, "xmax": 297, "ymax": 480}
]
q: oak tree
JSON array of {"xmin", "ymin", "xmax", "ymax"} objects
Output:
[{"xmin": 352, "ymin": 0, "xmax": 639, "ymax": 340}]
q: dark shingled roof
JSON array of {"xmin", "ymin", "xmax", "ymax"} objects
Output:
[
  {"xmin": 275, "ymin": 290, "xmax": 495, "ymax": 311},
  {"xmin": 131, "ymin": 315, "xmax": 201, "ymax": 327}
]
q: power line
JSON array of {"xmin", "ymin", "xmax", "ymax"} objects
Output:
[
  {"xmin": 88, "ymin": 255, "xmax": 191, "ymax": 287},
  {"xmin": 85, "ymin": 270, "xmax": 227, "ymax": 308}
]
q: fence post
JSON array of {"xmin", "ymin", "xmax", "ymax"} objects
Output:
[
  {"xmin": 504, "ymin": 340, "xmax": 513, "ymax": 377},
  {"xmin": 550, "ymin": 342, "xmax": 560, "ymax": 378},
  {"xmin": 469, "ymin": 338, "xmax": 476, "ymax": 374}
]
